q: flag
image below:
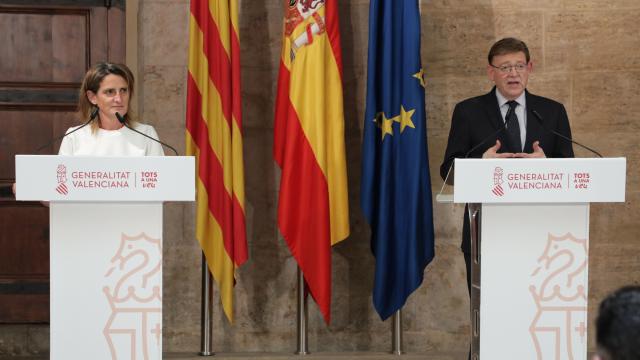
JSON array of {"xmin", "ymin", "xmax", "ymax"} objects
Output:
[
  {"xmin": 274, "ymin": 0, "xmax": 349, "ymax": 324},
  {"xmin": 186, "ymin": 0, "xmax": 247, "ymax": 322},
  {"xmin": 360, "ymin": 0, "xmax": 435, "ymax": 320}
]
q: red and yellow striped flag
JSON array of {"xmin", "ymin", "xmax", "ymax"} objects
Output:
[
  {"xmin": 274, "ymin": 0, "xmax": 349, "ymax": 324},
  {"xmin": 186, "ymin": 0, "xmax": 247, "ymax": 322}
]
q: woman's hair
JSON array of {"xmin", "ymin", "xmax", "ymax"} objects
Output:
[{"xmin": 77, "ymin": 62, "xmax": 135, "ymax": 132}]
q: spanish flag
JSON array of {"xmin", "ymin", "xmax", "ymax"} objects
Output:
[
  {"xmin": 186, "ymin": 0, "xmax": 247, "ymax": 322},
  {"xmin": 274, "ymin": 0, "xmax": 349, "ymax": 324}
]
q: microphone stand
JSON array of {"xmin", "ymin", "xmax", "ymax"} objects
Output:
[
  {"xmin": 531, "ymin": 110, "xmax": 602, "ymax": 158},
  {"xmin": 441, "ymin": 107, "xmax": 514, "ymax": 187},
  {"xmin": 33, "ymin": 107, "xmax": 100, "ymax": 153},
  {"xmin": 115, "ymin": 112, "xmax": 179, "ymax": 156}
]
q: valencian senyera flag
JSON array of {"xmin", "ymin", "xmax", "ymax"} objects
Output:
[
  {"xmin": 360, "ymin": 0, "xmax": 435, "ymax": 320},
  {"xmin": 274, "ymin": 0, "xmax": 350, "ymax": 324},
  {"xmin": 186, "ymin": 0, "xmax": 247, "ymax": 322}
]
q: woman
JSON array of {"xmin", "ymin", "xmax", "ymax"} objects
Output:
[
  {"xmin": 11, "ymin": 63, "xmax": 163, "ymax": 197},
  {"xmin": 59, "ymin": 62, "xmax": 164, "ymax": 156}
]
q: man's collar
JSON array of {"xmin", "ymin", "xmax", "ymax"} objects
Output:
[{"xmin": 495, "ymin": 88, "xmax": 527, "ymax": 107}]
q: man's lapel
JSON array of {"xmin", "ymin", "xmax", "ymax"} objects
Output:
[
  {"xmin": 524, "ymin": 90, "xmax": 543, "ymax": 153},
  {"xmin": 480, "ymin": 87, "xmax": 504, "ymax": 130}
]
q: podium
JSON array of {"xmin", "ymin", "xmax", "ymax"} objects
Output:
[
  {"xmin": 15, "ymin": 155, "xmax": 195, "ymax": 360},
  {"xmin": 451, "ymin": 158, "xmax": 626, "ymax": 360}
]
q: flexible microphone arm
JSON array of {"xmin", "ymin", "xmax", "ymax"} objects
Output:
[
  {"xmin": 115, "ymin": 112, "xmax": 179, "ymax": 156},
  {"xmin": 531, "ymin": 110, "xmax": 602, "ymax": 158},
  {"xmin": 442, "ymin": 107, "xmax": 514, "ymax": 185},
  {"xmin": 462, "ymin": 104, "xmax": 518, "ymax": 159},
  {"xmin": 33, "ymin": 107, "xmax": 100, "ymax": 153}
]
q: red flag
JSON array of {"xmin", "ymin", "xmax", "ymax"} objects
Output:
[{"xmin": 274, "ymin": 0, "xmax": 349, "ymax": 324}]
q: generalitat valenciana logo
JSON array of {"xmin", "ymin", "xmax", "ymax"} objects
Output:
[
  {"xmin": 492, "ymin": 166, "xmax": 505, "ymax": 197},
  {"xmin": 55, "ymin": 164, "xmax": 68, "ymax": 195}
]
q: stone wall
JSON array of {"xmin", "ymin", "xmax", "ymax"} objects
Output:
[{"xmin": 91, "ymin": 0, "xmax": 640, "ymax": 354}]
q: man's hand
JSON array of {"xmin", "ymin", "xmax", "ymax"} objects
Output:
[
  {"xmin": 482, "ymin": 140, "xmax": 516, "ymax": 158},
  {"xmin": 515, "ymin": 141, "xmax": 547, "ymax": 158}
]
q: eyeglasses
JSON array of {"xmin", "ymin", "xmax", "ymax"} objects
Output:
[{"xmin": 490, "ymin": 63, "xmax": 528, "ymax": 74}]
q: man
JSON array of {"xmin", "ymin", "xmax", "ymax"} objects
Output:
[
  {"xmin": 440, "ymin": 37, "xmax": 574, "ymax": 292},
  {"xmin": 594, "ymin": 286, "xmax": 640, "ymax": 360}
]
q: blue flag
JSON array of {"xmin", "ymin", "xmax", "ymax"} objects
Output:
[{"xmin": 360, "ymin": 0, "xmax": 435, "ymax": 320}]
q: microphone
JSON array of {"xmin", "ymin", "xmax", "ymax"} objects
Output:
[
  {"xmin": 531, "ymin": 110, "xmax": 602, "ymax": 158},
  {"xmin": 115, "ymin": 112, "xmax": 178, "ymax": 156},
  {"xmin": 442, "ymin": 105, "xmax": 516, "ymax": 186},
  {"xmin": 464, "ymin": 106, "xmax": 515, "ymax": 159},
  {"xmin": 33, "ymin": 107, "xmax": 99, "ymax": 153},
  {"xmin": 441, "ymin": 108, "xmax": 513, "ymax": 186}
]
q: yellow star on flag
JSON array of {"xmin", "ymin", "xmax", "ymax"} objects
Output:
[
  {"xmin": 396, "ymin": 105, "xmax": 415, "ymax": 133},
  {"xmin": 374, "ymin": 112, "xmax": 396, "ymax": 141},
  {"xmin": 413, "ymin": 68, "xmax": 426, "ymax": 88}
]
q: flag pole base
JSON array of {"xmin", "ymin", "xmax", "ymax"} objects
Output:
[
  {"xmin": 391, "ymin": 309, "xmax": 403, "ymax": 355},
  {"xmin": 295, "ymin": 267, "xmax": 309, "ymax": 355},
  {"xmin": 200, "ymin": 254, "xmax": 215, "ymax": 357}
]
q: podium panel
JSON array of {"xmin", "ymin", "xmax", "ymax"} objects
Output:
[
  {"xmin": 450, "ymin": 158, "xmax": 625, "ymax": 360},
  {"xmin": 16, "ymin": 155, "xmax": 194, "ymax": 201},
  {"xmin": 16, "ymin": 155, "xmax": 194, "ymax": 360},
  {"xmin": 454, "ymin": 157, "xmax": 625, "ymax": 203},
  {"xmin": 481, "ymin": 203, "xmax": 589, "ymax": 360},
  {"xmin": 50, "ymin": 202, "xmax": 163, "ymax": 360}
]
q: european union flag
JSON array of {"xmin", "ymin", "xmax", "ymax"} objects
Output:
[{"xmin": 360, "ymin": 0, "xmax": 435, "ymax": 320}]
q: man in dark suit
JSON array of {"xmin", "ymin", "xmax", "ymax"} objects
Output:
[
  {"xmin": 439, "ymin": 37, "xmax": 575, "ymax": 291},
  {"xmin": 440, "ymin": 37, "xmax": 575, "ymax": 360}
]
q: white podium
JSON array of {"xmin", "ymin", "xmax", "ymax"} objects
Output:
[
  {"xmin": 15, "ymin": 155, "xmax": 195, "ymax": 360},
  {"xmin": 452, "ymin": 158, "xmax": 626, "ymax": 360}
]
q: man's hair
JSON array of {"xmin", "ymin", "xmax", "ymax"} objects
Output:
[
  {"xmin": 487, "ymin": 38, "xmax": 530, "ymax": 65},
  {"xmin": 596, "ymin": 286, "xmax": 640, "ymax": 360}
]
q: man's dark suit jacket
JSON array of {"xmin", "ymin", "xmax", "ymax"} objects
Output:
[{"xmin": 440, "ymin": 87, "xmax": 574, "ymax": 254}]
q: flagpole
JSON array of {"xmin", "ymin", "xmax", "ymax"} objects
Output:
[
  {"xmin": 469, "ymin": 203, "xmax": 481, "ymax": 360},
  {"xmin": 391, "ymin": 309, "xmax": 403, "ymax": 354},
  {"xmin": 199, "ymin": 254, "xmax": 214, "ymax": 356},
  {"xmin": 296, "ymin": 267, "xmax": 309, "ymax": 355}
]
